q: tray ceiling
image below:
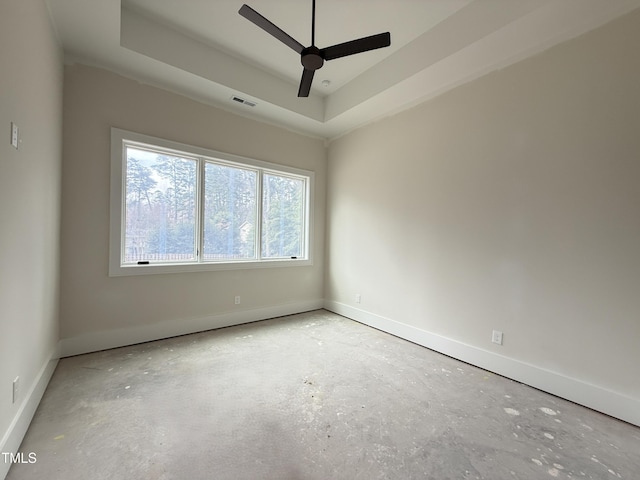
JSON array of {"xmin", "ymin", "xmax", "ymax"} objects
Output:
[{"xmin": 46, "ymin": 0, "xmax": 640, "ymax": 139}]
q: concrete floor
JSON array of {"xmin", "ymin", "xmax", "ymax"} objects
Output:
[{"xmin": 7, "ymin": 310, "xmax": 640, "ymax": 479}]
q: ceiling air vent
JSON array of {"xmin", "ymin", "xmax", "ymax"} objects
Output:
[{"xmin": 231, "ymin": 95, "xmax": 257, "ymax": 107}]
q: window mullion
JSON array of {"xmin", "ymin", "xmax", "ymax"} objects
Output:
[
  {"xmin": 301, "ymin": 179, "xmax": 308, "ymax": 259},
  {"xmin": 256, "ymin": 169, "xmax": 263, "ymax": 260},
  {"xmin": 197, "ymin": 157, "xmax": 205, "ymax": 263}
]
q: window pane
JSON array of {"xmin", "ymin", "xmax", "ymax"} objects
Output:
[
  {"xmin": 124, "ymin": 147, "xmax": 197, "ymax": 263},
  {"xmin": 203, "ymin": 162, "xmax": 257, "ymax": 260},
  {"xmin": 262, "ymin": 173, "xmax": 305, "ymax": 258}
]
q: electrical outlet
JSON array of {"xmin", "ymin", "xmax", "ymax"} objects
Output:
[
  {"xmin": 492, "ymin": 330, "xmax": 503, "ymax": 345},
  {"xmin": 355, "ymin": 294, "xmax": 361, "ymax": 304},
  {"xmin": 12, "ymin": 377, "xmax": 20, "ymax": 404},
  {"xmin": 234, "ymin": 296, "xmax": 241, "ymax": 305}
]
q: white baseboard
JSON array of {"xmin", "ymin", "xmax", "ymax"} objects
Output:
[
  {"xmin": 60, "ymin": 300, "xmax": 324, "ymax": 358},
  {"xmin": 0, "ymin": 352, "xmax": 59, "ymax": 480},
  {"xmin": 324, "ymin": 300, "xmax": 640, "ymax": 428}
]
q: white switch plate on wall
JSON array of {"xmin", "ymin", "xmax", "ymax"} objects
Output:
[
  {"xmin": 11, "ymin": 122, "xmax": 19, "ymax": 149},
  {"xmin": 13, "ymin": 376, "xmax": 20, "ymax": 404}
]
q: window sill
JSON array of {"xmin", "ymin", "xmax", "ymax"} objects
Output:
[{"xmin": 108, "ymin": 257, "xmax": 313, "ymax": 277}]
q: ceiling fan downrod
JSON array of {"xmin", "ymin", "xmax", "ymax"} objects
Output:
[{"xmin": 301, "ymin": 0, "xmax": 324, "ymax": 71}]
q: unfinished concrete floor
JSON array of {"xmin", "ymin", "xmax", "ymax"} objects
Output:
[{"xmin": 7, "ymin": 310, "xmax": 640, "ymax": 480}]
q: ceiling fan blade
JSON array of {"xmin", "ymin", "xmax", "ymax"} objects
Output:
[
  {"xmin": 322, "ymin": 32, "xmax": 390, "ymax": 61},
  {"xmin": 239, "ymin": 4, "xmax": 305, "ymax": 54},
  {"xmin": 298, "ymin": 68, "xmax": 315, "ymax": 97}
]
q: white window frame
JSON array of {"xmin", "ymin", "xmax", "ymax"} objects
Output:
[{"xmin": 109, "ymin": 128, "xmax": 314, "ymax": 276}]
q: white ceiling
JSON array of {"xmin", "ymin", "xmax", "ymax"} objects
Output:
[{"xmin": 46, "ymin": 0, "xmax": 640, "ymax": 139}]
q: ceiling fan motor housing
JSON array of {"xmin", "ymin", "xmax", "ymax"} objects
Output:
[{"xmin": 301, "ymin": 46, "xmax": 324, "ymax": 70}]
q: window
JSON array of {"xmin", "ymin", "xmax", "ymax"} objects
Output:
[{"xmin": 110, "ymin": 128, "xmax": 313, "ymax": 275}]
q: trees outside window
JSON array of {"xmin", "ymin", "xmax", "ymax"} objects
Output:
[
  {"xmin": 112, "ymin": 129, "xmax": 312, "ymax": 275},
  {"xmin": 262, "ymin": 173, "xmax": 304, "ymax": 259},
  {"xmin": 124, "ymin": 149, "xmax": 197, "ymax": 263},
  {"xmin": 203, "ymin": 162, "xmax": 257, "ymax": 260}
]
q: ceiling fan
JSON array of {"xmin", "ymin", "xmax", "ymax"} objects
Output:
[{"xmin": 239, "ymin": 0, "xmax": 391, "ymax": 97}]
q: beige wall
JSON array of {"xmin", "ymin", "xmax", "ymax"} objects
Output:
[
  {"xmin": 0, "ymin": 0, "xmax": 63, "ymax": 457},
  {"xmin": 326, "ymin": 9, "xmax": 640, "ymax": 417},
  {"xmin": 59, "ymin": 65, "xmax": 326, "ymax": 349}
]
